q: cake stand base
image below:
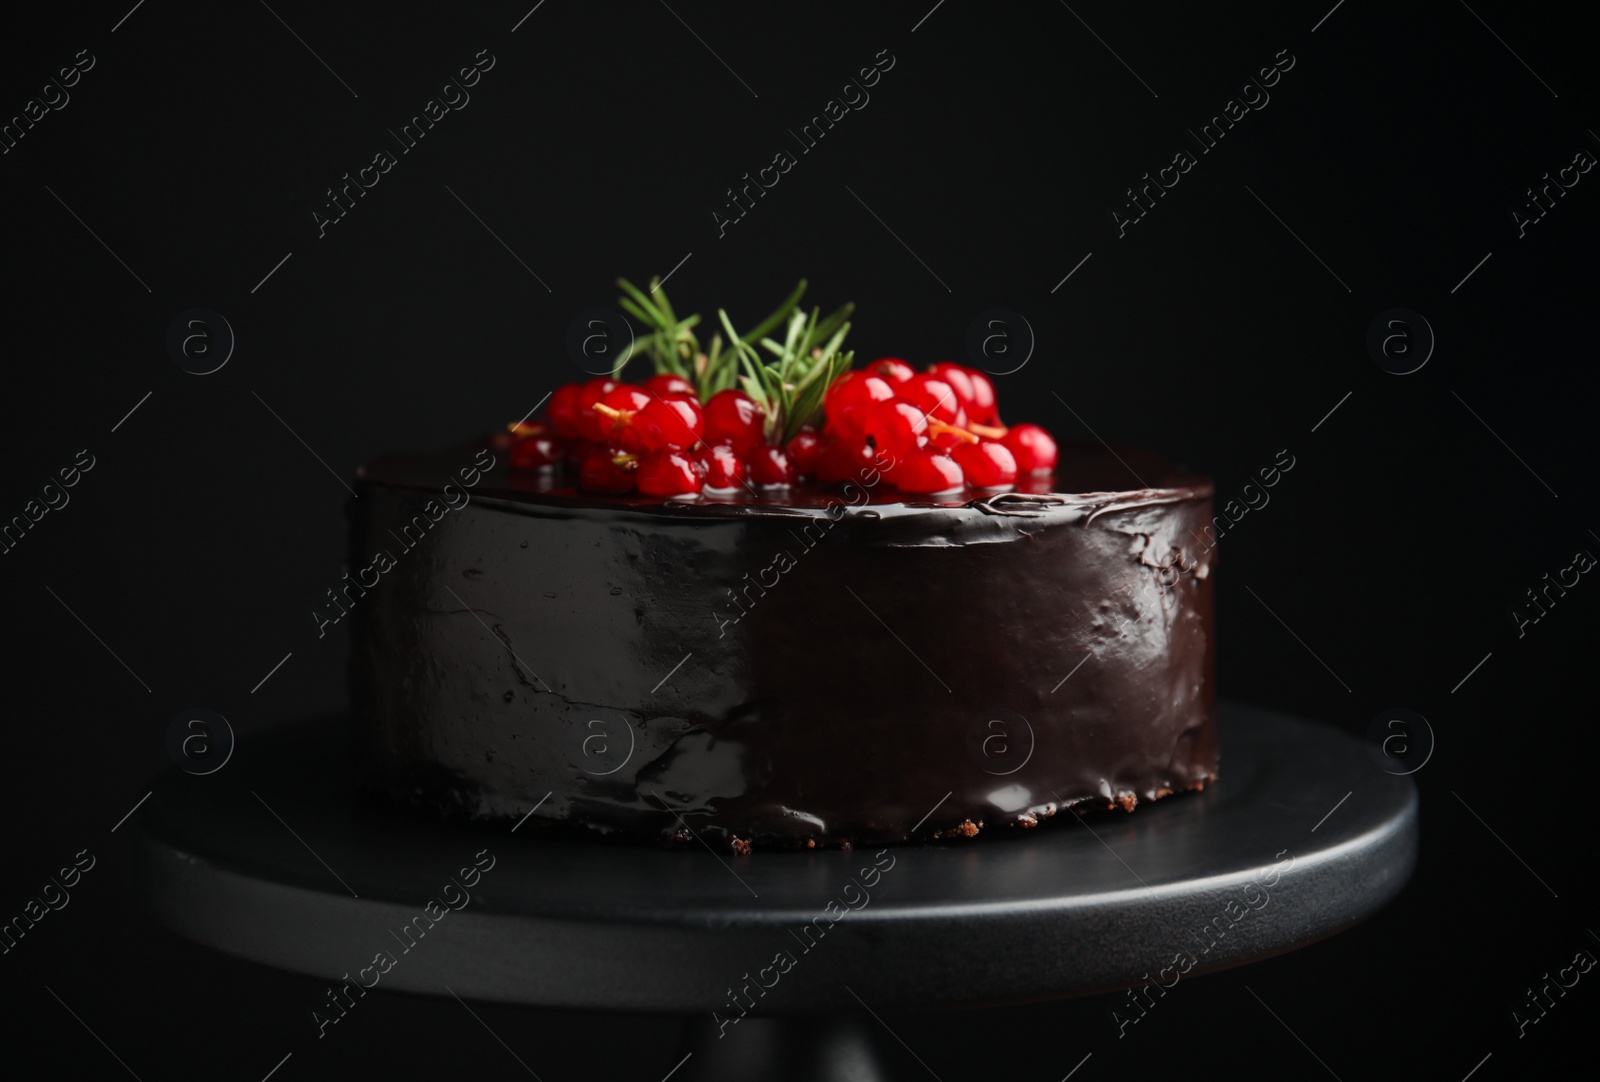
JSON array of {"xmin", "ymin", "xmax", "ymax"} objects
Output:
[
  {"xmin": 136, "ymin": 702, "xmax": 1416, "ymax": 1079},
  {"xmin": 676, "ymin": 1015, "xmax": 891, "ymax": 1082}
]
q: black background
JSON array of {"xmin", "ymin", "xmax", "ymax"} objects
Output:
[{"xmin": 3, "ymin": 1, "xmax": 1595, "ymax": 1078}]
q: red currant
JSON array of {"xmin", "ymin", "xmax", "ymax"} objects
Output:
[
  {"xmin": 953, "ymin": 440, "xmax": 1017, "ymax": 487},
  {"xmin": 815, "ymin": 435, "xmax": 878, "ymax": 484},
  {"xmin": 823, "ymin": 372, "xmax": 895, "ymax": 441},
  {"xmin": 866, "ymin": 357, "xmax": 915, "ymax": 383},
  {"xmin": 749, "ymin": 446, "xmax": 795, "ymax": 486},
  {"xmin": 703, "ymin": 389, "xmax": 766, "ymax": 454},
  {"xmin": 509, "ymin": 422, "xmax": 561, "ymax": 470},
  {"xmin": 1002, "ymin": 423, "xmax": 1058, "ymax": 474},
  {"xmin": 863, "ymin": 400, "xmax": 929, "ymax": 461},
  {"xmin": 589, "ymin": 387, "xmax": 705, "ymax": 452},
  {"xmin": 698, "ymin": 443, "xmax": 746, "ymax": 491},
  {"xmin": 579, "ymin": 445, "xmax": 637, "ymax": 493},
  {"xmin": 926, "ymin": 363, "xmax": 977, "ymax": 412},
  {"xmin": 643, "ymin": 373, "xmax": 697, "ymax": 400},
  {"xmin": 638, "ymin": 449, "xmax": 705, "ymax": 497},
  {"xmin": 593, "ymin": 385, "xmax": 653, "ymax": 449},
  {"xmin": 785, "ymin": 430, "xmax": 824, "ymax": 479},
  {"xmin": 575, "ymin": 377, "xmax": 621, "ymax": 442},
  {"xmin": 965, "ymin": 369, "xmax": 1000, "ymax": 426},
  {"xmin": 548, "ymin": 383, "xmax": 585, "ymax": 438},
  {"xmin": 888, "ymin": 448, "xmax": 964, "ymax": 494},
  {"xmin": 898, "ymin": 375, "xmax": 965, "ymax": 424},
  {"xmin": 635, "ymin": 395, "xmax": 704, "ymax": 451}
]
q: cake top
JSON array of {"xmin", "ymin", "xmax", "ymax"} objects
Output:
[
  {"xmin": 375, "ymin": 278, "xmax": 1207, "ymax": 515},
  {"xmin": 358, "ymin": 439, "xmax": 1210, "ymax": 523}
]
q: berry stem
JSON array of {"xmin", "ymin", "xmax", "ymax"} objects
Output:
[{"xmin": 928, "ymin": 419, "xmax": 980, "ymax": 444}]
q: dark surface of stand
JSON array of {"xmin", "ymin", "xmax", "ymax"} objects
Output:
[{"xmin": 136, "ymin": 703, "xmax": 1417, "ymax": 1078}]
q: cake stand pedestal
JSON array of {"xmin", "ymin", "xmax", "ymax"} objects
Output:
[{"xmin": 135, "ymin": 703, "xmax": 1417, "ymax": 1081}]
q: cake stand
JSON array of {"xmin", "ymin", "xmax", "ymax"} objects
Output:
[{"xmin": 136, "ymin": 703, "xmax": 1418, "ymax": 1081}]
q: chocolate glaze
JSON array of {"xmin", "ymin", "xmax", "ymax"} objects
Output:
[{"xmin": 349, "ymin": 440, "xmax": 1218, "ymax": 849}]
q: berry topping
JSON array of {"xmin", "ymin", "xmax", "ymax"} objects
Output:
[
  {"xmin": 898, "ymin": 374, "xmax": 965, "ymax": 425},
  {"xmin": 698, "ymin": 443, "xmax": 747, "ymax": 491},
  {"xmin": 888, "ymin": 448, "xmax": 965, "ymax": 494},
  {"xmin": 815, "ymin": 435, "xmax": 879, "ymax": 484},
  {"xmin": 863, "ymin": 400, "xmax": 929, "ymax": 461},
  {"xmin": 703, "ymin": 389, "xmax": 766, "ymax": 454},
  {"xmin": 748, "ymin": 446, "xmax": 796, "ymax": 487},
  {"xmin": 575, "ymin": 377, "xmax": 621, "ymax": 442},
  {"xmin": 590, "ymin": 386, "xmax": 706, "ymax": 452},
  {"xmin": 866, "ymin": 357, "xmax": 915, "ymax": 383},
  {"xmin": 952, "ymin": 439, "xmax": 1018, "ymax": 487},
  {"xmin": 926, "ymin": 363, "xmax": 977, "ymax": 411},
  {"xmin": 643, "ymin": 373, "xmax": 697, "ymax": 400},
  {"xmin": 1001, "ymin": 423, "xmax": 1058, "ymax": 474},
  {"xmin": 508, "ymin": 422, "xmax": 561, "ymax": 470},
  {"xmin": 529, "ymin": 278, "xmax": 1059, "ymax": 500},
  {"xmin": 634, "ymin": 394, "xmax": 704, "ymax": 451},
  {"xmin": 591, "ymin": 385, "xmax": 654, "ymax": 449},
  {"xmin": 637, "ymin": 449, "xmax": 705, "ymax": 497},
  {"xmin": 547, "ymin": 383, "xmax": 584, "ymax": 438},
  {"xmin": 579, "ymin": 444, "xmax": 638, "ymax": 493},
  {"xmin": 823, "ymin": 372, "xmax": 896, "ymax": 442},
  {"xmin": 784, "ymin": 430, "xmax": 824, "ymax": 479},
  {"xmin": 965, "ymin": 370, "xmax": 1000, "ymax": 426}
]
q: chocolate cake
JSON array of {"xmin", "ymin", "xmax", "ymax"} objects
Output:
[
  {"xmin": 348, "ymin": 440, "xmax": 1217, "ymax": 849},
  {"xmin": 347, "ymin": 278, "xmax": 1217, "ymax": 849}
]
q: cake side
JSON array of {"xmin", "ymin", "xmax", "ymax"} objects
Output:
[{"xmin": 349, "ymin": 441, "xmax": 1217, "ymax": 849}]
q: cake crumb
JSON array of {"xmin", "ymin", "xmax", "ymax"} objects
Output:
[
  {"xmin": 1016, "ymin": 813, "xmax": 1039, "ymax": 828},
  {"xmin": 1116, "ymin": 791, "xmax": 1138, "ymax": 813},
  {"xmin": 931, "ymin": 819, "xmax": 982, "ymax": 840},
  {"xmin": 1155, "ymin": 786, "xmax": 1174, "ymax": 799},
  {"xmin": 806, "ymin": 839, "xmax": 816, "ymax": 849},
  {"xmin": 730, "ymin": 837, "xmax": 752, "ymax": 856}
]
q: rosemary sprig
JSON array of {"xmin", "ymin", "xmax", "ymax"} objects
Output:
[
  {"xmin": 612, "ymin": 277, "xmax": 698, "ymax": 382},
  {"xmin": 611, "ymin": 278, "xmax": 817, "ymax": 403},
  {"xmin": 719, "ymin": 301, "xmax": 855, "ymax": 445}
]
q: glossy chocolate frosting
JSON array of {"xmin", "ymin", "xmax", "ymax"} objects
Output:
[{"xmin": 349, "ymin": 440, "xmax": 1218, "ymax": 849}]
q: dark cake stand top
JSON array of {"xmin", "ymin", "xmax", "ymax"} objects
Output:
[{"xmin": 137, "ymin": 703, "xmax": 1416, "ymax": 1013}]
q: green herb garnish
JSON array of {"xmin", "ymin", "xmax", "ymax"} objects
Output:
[
  {"xmin": 610, "ymin": 278, "xmax": 849, "ymax": 430},
  {"xmin": 718, "ymin": 302, "xmax": 854, "ymax": 445}
]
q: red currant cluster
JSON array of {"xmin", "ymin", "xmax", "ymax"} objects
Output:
[{"xmin": 510, "ymin": 361, "xmax": 1057, "ymax": 498}]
